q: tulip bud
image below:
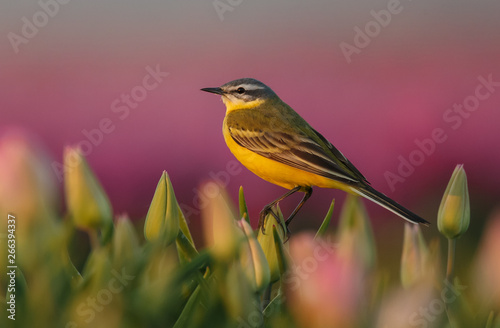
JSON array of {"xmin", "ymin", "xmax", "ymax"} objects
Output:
[
  {"xmin": 221, "ymin": 261, "xmax": 260, "ymax": 321},
  {"xmin": 257, "ymin": 205, "xmax": 288, "ymax": 283},
  {"xmin": 201, "ymin": 182, "xmax": 240, "ymax": 261},
  {"xmin": 64, "ymin": 146, "xmax": 113, "ymax": 238},
  {"xmin": 336, "ymin": 195, "xmax": 376, "ymax": 271},
  {"xmin": 0, "ymin": 129, "xmax": 60, "ymax": 233},
  {"xmin": 80, "ymin": 246, "xmax": 114, "ymax": 292},
  {"xmin": 237, "ymin": 219, "xmax": 271, "ymax": 292},
  {"xmin": 137, "ymin": 244, "xmax": 178, "ymax": 316},
  {"xmin": 474, "ymin": 210, "xmax": 500, "ymax": 309},
  {"xmin": 400, "ymin": 223, "xmax": 429, "ymax": 288},
  {"xmin": 438, "ymin": 164, "xmax": 470, "ymax": 239},
  {"xmin": 144, "ymin": 171, "xmax": 180, "ymax": 245},
  {"xmin": 286, "ymin": 233, "xmax": 363, "ymax": 328},
  {"xmin": 112, "ymin": 215, "xmax": 140, "ymax": 267},
  {"xmin": 0, "ymin": 129, "xmax": 61, "ymax": 269},
  {"xmin": 376, "ymin": 283, "xmax": 436, "ymax": 328}
]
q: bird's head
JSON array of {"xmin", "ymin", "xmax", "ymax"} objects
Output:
[{"xmin": 201, "ymin": 78, "xmax": 278, "ymax": 111}]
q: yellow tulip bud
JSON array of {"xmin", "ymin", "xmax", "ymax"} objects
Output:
[
  {"xmin": 64, "ymin": 146, "xmax": 113, "ymax": 234},
  {"xmin": 201, "ymin": 182, "xmax": 240, "ymax": 261},
  {"xmin": 112, "ymin": 215, "xmax": 140, "ymax": 267},
  {"xmin": 257, "ymin": 205, "xmax": 288, "ymax": 283},
  {"xmin": 144, "ymin": 171, "xmax": 180, "ymax": 245},
  {"xmin": 438, "ymin": 164, "xmax": 470, "ymax": 239},
  {"xmin": 237, "ymin": 219, "xmax": 271, "ymax": 292}
]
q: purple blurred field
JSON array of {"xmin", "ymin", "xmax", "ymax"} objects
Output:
[{"xmin": 2, "ymin": 1, "xmax": 499, "ymax": 240}]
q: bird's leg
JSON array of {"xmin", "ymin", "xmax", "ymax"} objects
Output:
[
  {"xmin": 285, "ymin": 187, "xmax": 313, "ymax": 234},
  {"xmin": 259, "ymin": 186, "xmax": 301, "ymax": 234}
]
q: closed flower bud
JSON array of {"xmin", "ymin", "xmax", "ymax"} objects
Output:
[
  {"xmin": 474, "ymin": 210, "xmax": 500, "ymax": 309},
  {"xmin": 112, "ymin": 215, "xmax": 140, "ymax": 267},
  {"xmin": 287, "ymin": 233, "xmax": 364, "ymax": 328},
  {"xmin": 237, "ymin": 219, "xmax": 271, "ymax": 292},
  {"xmin": 257, "ymin": 205, "xmax": 288, "ymax": 283},
  {"xmin": 400, "ymin": 223, "xmax": 429, "ymax": 288},
  {"xmin": 144, "ymin": 171, "xmax": 180, "ymax": 245},
  {"xmin": 0, "ymin": 129, "xmax": 60, "ymax": 233},
  {"xmin": 438, "ymin": 164, "xmax": 470, "ymax": 239},
  {"xmin": 336, "ymin": 195, "xmax": 376, "ymax": 271},
  {"xmin": 64, "ymin": 146, "xmax": 113, "ymax": 234},
  {"xmin": 201, "ymin": 182, "xmax": 240, "ymax": 261}
]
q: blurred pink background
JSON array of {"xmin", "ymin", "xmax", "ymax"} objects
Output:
[{"xmin": 2, "ymin": 1, "xmax": 499, "ymax": 244}]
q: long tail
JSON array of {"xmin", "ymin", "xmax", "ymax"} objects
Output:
[{"xmin": 351, "ymin": 185, "xmax": 430, "ymax": 226}]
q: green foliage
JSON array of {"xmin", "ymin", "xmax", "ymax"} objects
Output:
[{"xmin": 1, "ymin": 146, "xmax": 499, "ymax": 328}]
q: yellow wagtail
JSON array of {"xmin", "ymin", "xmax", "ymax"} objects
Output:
[{"xmin": 201, "ymin": 78, "xmax": 430, "ymax": 232}]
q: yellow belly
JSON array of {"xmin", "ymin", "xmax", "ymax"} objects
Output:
[{"xmin": 223, "ymin": 125, "xmax": 352, "ymax": 192}]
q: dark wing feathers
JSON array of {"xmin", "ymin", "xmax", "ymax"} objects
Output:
[
  {"xmin": 310, "ymin": 128, "xmax": 368, "ymax": 184},
  {"xmin": 228, "ymin": 125, "xmax": 366, "ymax": 184}
]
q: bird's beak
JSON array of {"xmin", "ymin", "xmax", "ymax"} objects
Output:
[{"xmin": 201, "ymin": 87, "xmax": 224, "ymax": 95}]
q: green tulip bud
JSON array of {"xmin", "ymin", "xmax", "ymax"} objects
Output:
[
  {"xmin": 438, "ymin": 164, "xmax": 470, "ymax": 239},
  {"xmin": 336, "ymin": 195, "xmax": 376, "ymax": 271},
  {"xmin": 201, "ymin": 182, "xmax": 240, "ymax": 261},
  {"xmin": 144, "ymin": 171, "xmax": 180, "ymax": 245},
  {"xmin": 112, "ymin": 215, "xmax": 140, "ymax": 267},
  {"xmin": 64, "ymin": 146, "xmax": 113, "ymax": 235},
  {"xmin": 257, "ymin": 205, "xmax": 288, "ymax": 283},
  {"xmin": 400, "ymin": 223, "xmax": 429, "ymax": 288},
  {"xmin": 237, "ymin": 219, "xmax": 271, "ymax": 292}
]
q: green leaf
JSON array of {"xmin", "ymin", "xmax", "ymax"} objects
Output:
[
  {"xmin": 273, "ymin": 226, "xmax": 287, "ymax": 275},
  {"xmin": 315, "ymin": 198, "xmax": 335, "ymax": 239},
  {"xmin": 263, "ymin": 287, "xmax": 284, "ymax": 316},
  {"xmin": 172, "ymin": 285, "xmax": 202, "ymax": 328},
  {"xmin": 239, "ymin": 186, "xmax": 250, "ymax": 223},
  {"xmin": 176, "ymin": 229, "xmax": 199, "ymax": 263},
  {"xmin": 178, "ymin": 205, "xmax": 195, "ymax": 246}
]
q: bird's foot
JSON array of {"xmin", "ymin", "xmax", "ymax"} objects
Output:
[
  {"xmin": 258, "ymin": 205, "xmax": 289, "ymax": 242},
  {"xmin": 258, "ymin": 205, "xmax": 279, "ymax": 235},
  {"xmin": 282, "ymin": 223, "xmax": 291, "ymax": 243}
]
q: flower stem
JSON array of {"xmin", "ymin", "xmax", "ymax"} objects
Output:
[
  {"xmin": 446, "ymin": 238, "xmax": 456, "ymax": 283},
  {"xmin": 262, "ymin": 284, "xmax": 272, "ymax": 311},
  {"xmin": 445, "ymin": 238, "xmax": 458, "ymax": 328}
]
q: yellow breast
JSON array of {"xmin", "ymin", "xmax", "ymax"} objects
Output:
[{"xmin": 222, "ymin": 118, "xmax": 350, "ymax": 192}]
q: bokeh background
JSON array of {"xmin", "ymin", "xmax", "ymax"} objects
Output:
[{"xmin": 2, "ymin": 0, "xmax": 499, "ymax": 264}]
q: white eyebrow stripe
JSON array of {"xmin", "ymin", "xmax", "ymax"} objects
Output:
[{"xmin": 235, "ymin": 84, "xmax": 265, "ymax": 91}]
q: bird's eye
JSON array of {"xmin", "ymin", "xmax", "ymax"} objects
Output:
[{"xmin": 236, "ymin": 87, "xmax": 245, "ymax": 94}]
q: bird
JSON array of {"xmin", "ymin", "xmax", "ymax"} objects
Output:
[{"xmin": 201, "ymin": 78, "xmax": 430, "ymax": 233}]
